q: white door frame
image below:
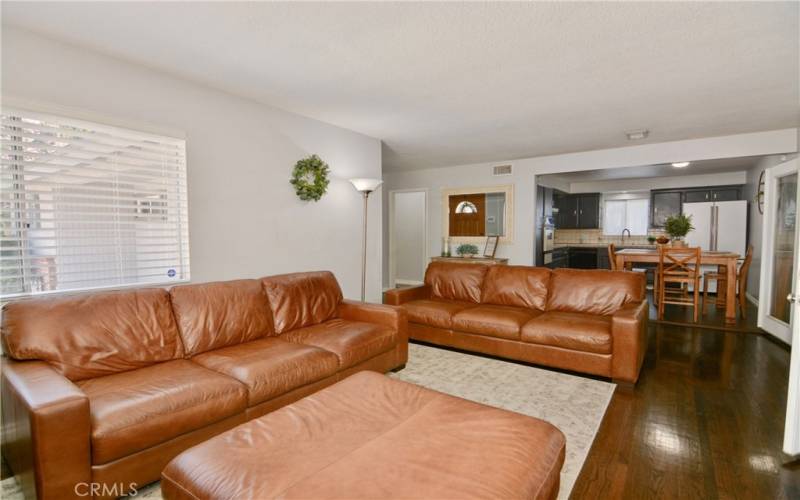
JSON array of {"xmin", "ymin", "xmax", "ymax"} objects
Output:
[
  {"xmin": 388, "ymin": 189, "xmax": 428, "ymax": 288},
  {"xmin": 757, "ymin": 158, "xmax": 798, "ymax": 345}
]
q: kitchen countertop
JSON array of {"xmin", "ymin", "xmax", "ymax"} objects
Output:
[{"xmin": 553, "ymin": 243, "xmax": 658, "ymax": 249}]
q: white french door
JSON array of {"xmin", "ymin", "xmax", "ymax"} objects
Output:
[{"xmin": 756, "ymin": 158, "xmax": 800, "ymax": 455}]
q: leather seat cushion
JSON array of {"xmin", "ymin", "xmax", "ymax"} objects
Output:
[
  {"xmin": 424, "ymin": 261, "xmax": 488, "ymax": 303},
  {"xmin": 283, "ymin": 319, "xmax": 397, "ymax": 369},
  {"xmin": 192, "ymin": 338, "xmax": 340, "ymax": 407},
  {"xmin": 480, "ymin": 266, "xmax": 551, "ymax": 310},
  {"xmin": 1, "ymin": 288, "xmax": 183, "ymax": 381},
  {"xmin": 77, "ymin": 359, "xmax": 248, "ymax": 465},
  {"xmin": 546, "ymin": 268, "xmax": 646, "ymax": 316},
  {"xmin": 521, "ymin": 311, "xmax": 612, "ymax": 354},
  {"xmin": 452, "ymin": 305, "xmax": 541, "ymax": 340},
  {"xmin": 262, "ymin": 272, "xmax": 343, "ymax": 334},
  {"xmin": 169, "ymin": 279, "xmax": 275, "ymax": 356},
  {"xmin": 161, "ymin": 372, "xmax": 566, "ymax": 500},
  {"xmin": 402, "ymin": 299, "xmax": 477, "ymax": 329}
]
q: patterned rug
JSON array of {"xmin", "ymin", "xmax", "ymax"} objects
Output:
[{"xmin": 2, "ymin": 343, "xmax": 615, "ymax": 499}]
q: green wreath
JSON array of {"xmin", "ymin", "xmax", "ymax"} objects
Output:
[{"xmin": 290, "ymin": 154, "xmax": 330, "ymax": 202}]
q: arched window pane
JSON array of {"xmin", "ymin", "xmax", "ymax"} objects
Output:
[{"xmin": 456, "ymin": 201, "xmax": 478, "ymax": 214}]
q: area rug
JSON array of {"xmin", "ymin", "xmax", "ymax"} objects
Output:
[{"xmin": 1, "ymin": 343, "xmax": 615, "ymax": 500}]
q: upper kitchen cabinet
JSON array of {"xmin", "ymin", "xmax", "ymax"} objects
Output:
[
  {"xmin": 576, "ymin": 193, "xmax": 600, "ymax": 229},
  {"xmin": 651, "ymin": 191, "xmax": 682, "ymax": 227},
  {"xmin": 554, "ymin": 192, "xmax": 600, "ymax": 229},
  {"xmin": 650, "ymin": 185, "xmax": 743, "ymax": 228}
]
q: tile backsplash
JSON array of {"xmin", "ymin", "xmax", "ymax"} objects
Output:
[{"xmin": 554, "ymin": 228, "xmax": 668, "ymax": 246}]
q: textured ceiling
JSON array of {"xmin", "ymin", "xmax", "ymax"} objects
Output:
[{"xmin": 2, "ymin": 2, "xmax": 798, "ymax": 171}]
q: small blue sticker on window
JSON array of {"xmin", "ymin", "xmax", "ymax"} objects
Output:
[{"xmin": 167, "ymin": 269, "xmax": 176, "ymax": 278}]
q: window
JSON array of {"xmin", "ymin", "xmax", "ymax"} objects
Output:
[
  {"xmin": 603, "ymin": 198, "xmax": 649, "ymax": 235},
  {"xmin": 455, "ymin": 201, "xmax": 478, "ymax": 214},
  {"xmin": 1, "ymin": 108, "xmax": 189, "ymax": 298}
]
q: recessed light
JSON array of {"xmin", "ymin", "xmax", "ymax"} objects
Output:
[
  {"xmin": 672, "ymin": 162, "xmax": 690, "ymax": 168},
  {"xmin": 626, "ymin": 129, "xmax": 649, "ymax": 141}
]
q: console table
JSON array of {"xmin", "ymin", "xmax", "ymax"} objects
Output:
[{"xmin": 431, "ymin": 256, "xmax": 508, "ymax": 265}]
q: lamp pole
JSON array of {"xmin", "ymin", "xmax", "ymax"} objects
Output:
[
  {"xmin": 359, "ymin": 190, "xmax": 369, "ymax": 302},
  {"xmin": 349, "ymin": 178, "xmax": 383, "ymax": 302}
]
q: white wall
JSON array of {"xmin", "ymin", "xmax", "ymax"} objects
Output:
[
  {"xmin": 382, "ymin": 162, "xmax": 536, "ymax": 287},
  {"xmin": 2, "ymin": 27, "xmax": 384, "ymax": 301},
  {"xmin": 390, "ymin": 191, "xmax": 426, "ymax": 284},
  {"xmin": 383, "ymin": 129, "xmax": 797, "ymax": 288}
]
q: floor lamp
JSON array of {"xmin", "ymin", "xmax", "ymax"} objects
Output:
[{"xmin": 349, "ymin": 178, "xmax": 383, "ymax": 302}]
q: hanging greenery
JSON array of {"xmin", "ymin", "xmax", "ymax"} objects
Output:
[{"xmin": 290, "ymin": 154, "xmax": 330, "ymax": 202}]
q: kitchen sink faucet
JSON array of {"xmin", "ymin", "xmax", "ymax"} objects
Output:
[{"xmin": 621, "ymin": 228, "xmax": 631, "ymax": 245}]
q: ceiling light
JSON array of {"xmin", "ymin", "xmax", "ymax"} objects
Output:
[
  {"xmin": 626, "ymin": 129, "xmax": 649, "ymax": 140},
  {"xmin": 672, "ymin": 162, "xmax": 690, "ymax": 168}
]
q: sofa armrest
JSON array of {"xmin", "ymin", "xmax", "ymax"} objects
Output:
[
  {"xmin": 610, "ymin": 300, "xmax": 649, "ymax": 384},
  {"xmin": 337, "ymin": 300, "xmax": 408, "ymax": 342},
  {"xmin": 1, "ymin": 358, "xmax": 92, "ymax": 500},
  {"xmin": 383, "ymin": 285, "xmax": 430, "ymax": 305}
]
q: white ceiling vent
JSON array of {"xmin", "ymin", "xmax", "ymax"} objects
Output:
[{"xmin": 492, "ymin": 164, "xmax": 513, "ymax": 176}]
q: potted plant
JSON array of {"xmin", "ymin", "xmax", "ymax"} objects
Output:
[
  {"xmin": 456, "ymin": 243, "xmax": 480, "ymax": 258},
  {"xmin": 647, "ymin": 235, "xmax": 657, "ymax": 245},
  {"xmin": 663, "ymin": 213, "xmax": 694, "ymax": 247}
]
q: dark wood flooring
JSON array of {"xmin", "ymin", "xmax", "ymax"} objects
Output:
[{"xmin": 571, "ymin": 296, "xmax": 799, "ymax": 499}]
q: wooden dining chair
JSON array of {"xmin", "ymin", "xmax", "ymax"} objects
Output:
[
  {"xmin": 609, "ymin": 243, "xmax": 654, "ymax": 299},
  {"xmin": 608, "ymin": 243, "xmax": 619, "ymax": 271},
  {"xmin": 658, "ymin": 246, "xmax": 702, "ymax": 322},
  {"xmin": 702, "ymin": 245, "xmax": 753, "ymax": 319}
]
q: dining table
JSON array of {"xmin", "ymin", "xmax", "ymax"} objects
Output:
[{"xmin": 614, "ymin": 248, "xmax": 741, "ymax": 325}]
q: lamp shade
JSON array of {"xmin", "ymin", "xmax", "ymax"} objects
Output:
[{"xmin": 349, "ymin": 178, "xmax": 383, "ymax": 193}]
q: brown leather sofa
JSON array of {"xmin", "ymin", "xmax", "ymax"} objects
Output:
[
  {"xmin": 1, "ymin": 271, "xmax": 407, "ymax": 500},
  {"xmin": 385, "ymin": 262, "xmax": 647, "ymax": 384}
]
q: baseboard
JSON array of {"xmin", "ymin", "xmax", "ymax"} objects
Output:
[{"xmin": 746, "ymin": 292, "xmax": 759, "ymax": 306}]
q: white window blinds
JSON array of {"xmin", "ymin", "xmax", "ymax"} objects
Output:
[
  {"xmin": 1, "ymin": 107, "xmax": 190, "ymax": 298},
  {"xmin": 603, "ymin": 198, "xmax": 649, "ymax": 236}
]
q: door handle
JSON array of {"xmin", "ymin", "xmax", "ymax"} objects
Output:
[{"xmin": 788, "ymin": 294, "xmax": 798, "ymax": 303}]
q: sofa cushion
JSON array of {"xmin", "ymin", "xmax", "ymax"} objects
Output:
[
  {"xmin": 424, "ymin": 262, "xmax": 488, "ymax": 303},
  {"xmin": 1, "ymin": 288, "xmax": 183, "ymax": 381},
  {"xmin": 77, "ymin": 360, "xmax": 247, "ymax": 465},
  {"xmin": 546, "ymin": 268, "xmax": 646, "ymax": 316},
  {"xmin": 521, "ymin": 311, "xmax": 612, "ymax": 354},
  {"xmin": 481, "ymin": 266, "xmax": 551, "ymax": 310},
  {"xmin": 192, "ymin": 337, "xmax": 340, "ymax": 406},
  {"xmin": 170, "ymin": 279, "xmax": 275, "ymax": 356},
  {"xmin": 402, "ymin": 299, "xmax": 477, "ymax": 329},
  {"xmin": 283, "ymin": 319, "xmax": 397, "ymax": 369},
  {"xmin": 452, "ymin": 305, "xmax": 542, "ymax": 340},
  {"xmin": 262, "ymin": 272, "xmax": 343, "ymax": 334}
]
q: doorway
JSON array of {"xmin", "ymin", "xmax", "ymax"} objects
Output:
[{"xmin": 389, "ymin": 189, "xmax": 427, "ymax": 287}]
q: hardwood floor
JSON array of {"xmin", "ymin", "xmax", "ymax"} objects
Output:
[{"xmin": 571, "ymin": 298, "xmax": 799, "ymax": 499}]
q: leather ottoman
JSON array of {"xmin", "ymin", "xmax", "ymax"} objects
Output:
[{"xmin": 161, "ymin": 371, "xmax": 566, "ymax": 500}]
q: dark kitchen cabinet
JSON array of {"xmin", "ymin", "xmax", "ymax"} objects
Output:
[
  {"xmin": 651, "ymin": 191, "xmax": 682, "ymax": 228},
  {"xmin": 650, "ymin": 185, "xmax": 744, "ymax": 228},
  {"xmin": 554, "ymin": 193, "xmax": 600, "ymax": 229},
  {"xmin": 577, "ymin": 194, "xmax": 600, "ymax": 229},
  {"xmin": 555, "ymin": 193, "xmax": 578, "ymax": 229},
  {"xmin": 569, "ymin": 248, "xmax": 598, "ymax": 269},
  {"xmin": 683, "ymin": 190, "xmax": 711, "ymax": 203},
  {"xmin": 711, "ymin": 187, "xmax": 740, "ymax": 201}
]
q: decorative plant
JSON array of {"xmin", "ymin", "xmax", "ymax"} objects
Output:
[
  {"xmin": 647, "ymin": 235, "xmax": 657, "ymax": 244},
  {"xmin": 456, "ymin": 243, "xmax": 480, "ymax": 257},
  {"xmin": 664, "ymin": 213, "xmax": 694, "ymax": 240},
  {"xmin": 290, "ymin": 154, "xmax": 330, "ymax": 202}
]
